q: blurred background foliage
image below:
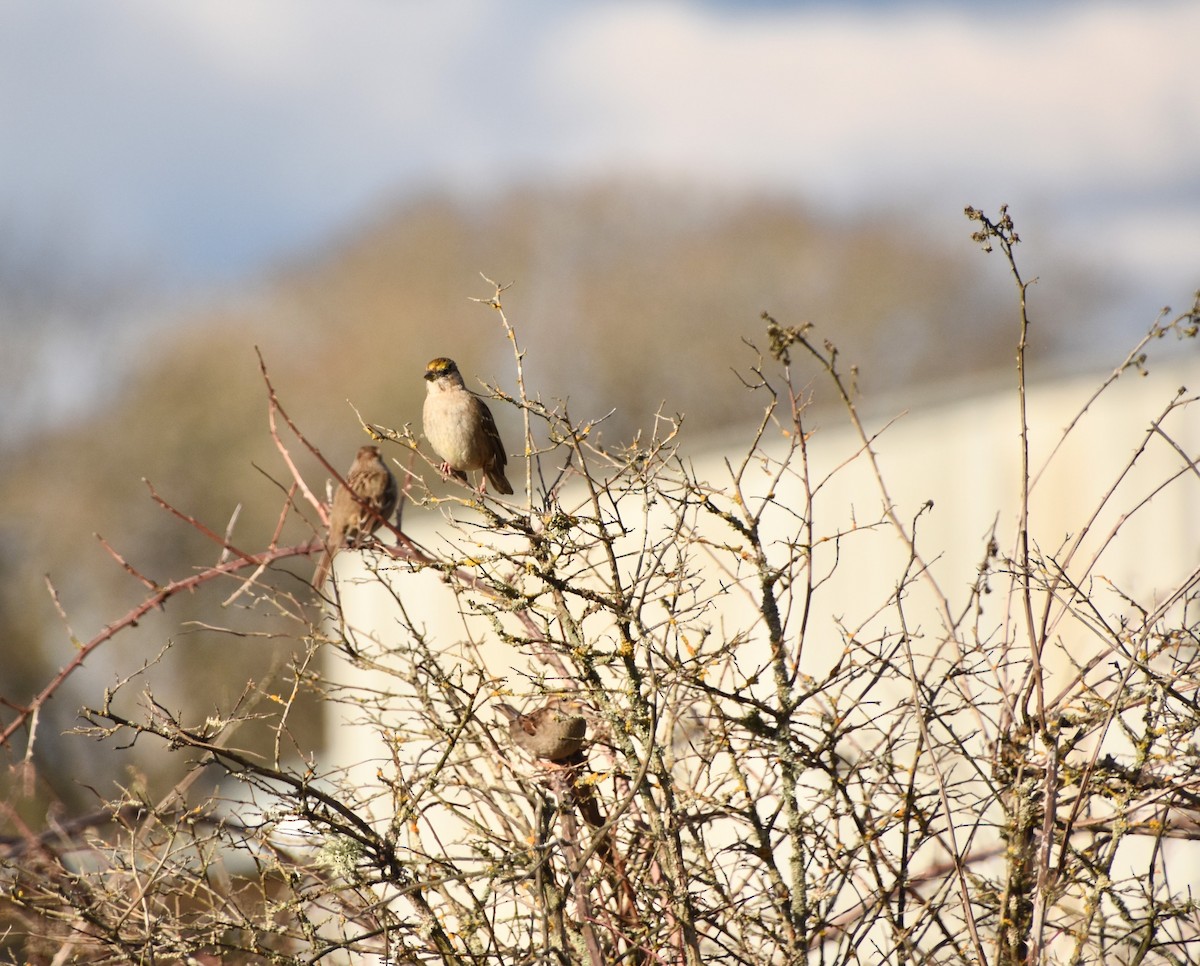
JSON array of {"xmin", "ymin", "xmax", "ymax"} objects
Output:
[{"xmin": 0, "ymin": 180, "xmax": 1105, "ymax": 811}]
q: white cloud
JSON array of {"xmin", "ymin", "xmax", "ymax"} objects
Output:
[
  {"xmin": 542, "ymin": 2, "xmax": 1200, "ymax": 196},
  {"xmin": 0, "ymin": 0, "xmax": 1194, "ymax": 293}
]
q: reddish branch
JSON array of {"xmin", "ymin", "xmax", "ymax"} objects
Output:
[{"xmin": 0, "ymin": 541, "xmax": 317, "ymax": 749}]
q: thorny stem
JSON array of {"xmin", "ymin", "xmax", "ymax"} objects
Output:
[{"xmin": 967, "ymin": 206, "xmax": 1047, "ymax": 964}]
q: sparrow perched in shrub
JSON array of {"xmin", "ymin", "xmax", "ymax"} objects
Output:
[
  {"xmin": 495, "ymin": 699, "xmax": 588, "ymax": 762},
  {"xmin": 313, "ymin": 445, "xmax": 397, "ymax": 587},
  {"xmin": 422, "ymin": 357, "xmax": 513, "ymax": 495}
]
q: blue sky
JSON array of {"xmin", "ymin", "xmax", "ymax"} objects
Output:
[{"xmin": 0, "ymin": 0, "xmax": 1196, "ymax": 302}]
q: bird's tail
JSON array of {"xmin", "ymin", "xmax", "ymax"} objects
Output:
[{"xmin": 486, "ymin": 470, "xmax": 514, "ymax": 495}]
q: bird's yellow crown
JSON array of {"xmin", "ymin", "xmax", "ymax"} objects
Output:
[{"xmin": 425, "ymin": 357, "xmax": 459, "ymax": 380}]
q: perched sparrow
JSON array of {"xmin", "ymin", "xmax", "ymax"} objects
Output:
[
  {"xmin": 422, "ymin": 357, "xmax": 513, "ymax": 495},
  {"xmin": 313, "ymin": 445, "xmax": 398, "ymax": 587},
  {"xmin": 497, "ymin": 698, "xmax": 603, "ymax": 827},
  {"xmin": 496, "ymin": 699, "xmax": 588, "ymax": 762}
]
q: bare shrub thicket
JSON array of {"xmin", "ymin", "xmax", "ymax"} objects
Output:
[{"xmin": 3, "ymin": 209, "xmax": 1200, "ymax": 965}]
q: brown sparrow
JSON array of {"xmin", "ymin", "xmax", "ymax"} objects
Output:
[
  {"xmin": 422, "ymin": 357, "xmax": 513, "ymax": 495},
  {"xmin": 496, "ymin": 699, "xmax": 588, "ymax": 762},
  {"xmin": 313, "ymin": 445, "xmax": 398, "ymax": 586},
  {"xmin": 497, "ymin": 698, "xmax": 603, "ymax": 827}
]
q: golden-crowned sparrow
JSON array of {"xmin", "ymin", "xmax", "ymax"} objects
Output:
[
  {"xmin": 313, "ymin": 445, "xmax": 398, "ymax": 587},
  {"xmin": 496, "ymin": 699, "xmax": 588, "ymax": 762},
  {"xmin": 422, "ymin": 357, "xmax": 513, "ymax": 495}
]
